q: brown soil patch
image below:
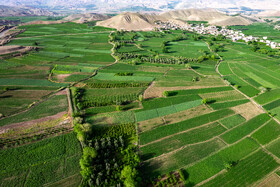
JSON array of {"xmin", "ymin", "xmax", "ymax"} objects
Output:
[
  {"xmin": 56, "ymin": 74, "xmax": 71, "ymax": 82},
  {"xmin": 256, "ymin": 173, "xmax": 280, "ymax": 187},
  {"xmin": 0, "ymin": 111, "xmax": 67, "ymax": 134},
  {"xmin": 55, "ymin": 89, "xmax": 67, "ymax": 95},
  {"xmin": 231, "ymin": 102, "xmax": 264, "ymax": 120},
  {"xmin": 0, "ymin": 45, "xmax": 32, "ymax": 55},
  {"xmin": 139, "ymin": 105, "xmax": 211, "ymax": 132}
]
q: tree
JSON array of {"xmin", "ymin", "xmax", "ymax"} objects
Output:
[
  {"xmin": 162, "ymin": 91, "xmax": 169, "ymax": 97},
  {"xmin": 116, "ymin": 105, "xmax": 121, "ymax": 111},
  {"xmin": 201, "ymin": 98, "xmax": 208, "ymax": 104},
  {"xmin": 121, "ymin": 166, "xmax": 137, "ymax": 187},
  {"xmin": 138, "ymin": 95, "xmax": 143, "ymax": 102}
]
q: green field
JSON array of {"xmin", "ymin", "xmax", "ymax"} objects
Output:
[{"xmin": 0, "ymin": 133, "xmax": 82, "ymax": 186}]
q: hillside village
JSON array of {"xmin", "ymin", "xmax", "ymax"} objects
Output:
[{"xmin": 156, "ymin": 21, "xmax": 280, "ymax": 49}]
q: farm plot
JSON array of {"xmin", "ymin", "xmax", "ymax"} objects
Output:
[
  {"xmin": 223, "ymin": 74, "xmax": 260, "ymax": 97},
  {"xmin": 142, "ymin": 138, "xmax": 226, "ymax": 178},
  {"xmin": 167, "ymin": 86, "xmax": 233, "ymax": 96},
  {"xmin": 17, "ymin": 22, "xmax": 114, "ymax": 37},
  {"xmin": 0, "ymin": 89, "xmax": 53, "ymax": 116},
  {"xmin": 251, "ymin": 120, "xmax": 280, "ymax": 145},
  {"xmin": 92, "ymin": 72, "xmax": 155, "ymax": 82},
  {"xmin": 0, "ymin": 78, "xmax": 67, "ymax": 87},
  {"xmin": 135, "ymin": 99, "xmax": 201, "ymax": 122},
  {"xmin": 183, "ymin": 138, "xmax": 260, "ymax": 185},
  {"xmin": 0, "ymin": 133, "xmax": 82, "ymax": 186},
  {"xmin": 263, "ymin": 99, "xmax": 280, "ymax": 111},
  {"xmin": 220, "ymin": 114, "xmax": 270, "ymax": 144},
  {"xmin": 209, "ymin": 99, "xmax": 250, "ymax": 110},
  {"xmin": 168, "ymin": 40, "xmax": 210, "ymax": 58},
  {"xmin": 219, "ymin": 114, "xmax": 246, "ymax": 129},
  {"xmin": 139, "ymin": 109, "xmax": 234, "ymax": 145},
  {"xmin": 254, "ymin": 88, "xmax": 280, "ymax": 105},
  {"xmin": 201, "ymin": 150, "xmax": 279, "ymax": 187},
  {"xmin": 138, "ymin": 105, "xmax": 212, "ymax": 132},
  {"xmin": 218, "ymin": 62, "xmax": 232, "ymax": 75},
  {"xmin": 138, "ymin": 95, "xmax": 201, "ymax": 111},
  {"xmin": 140, "ymin": 122, "xmax": 226, "ymax": 160},
  {"xmin": 0, "ymin": 95, "xmax": 68, "ymax": 127},
  {"xmin": 266, "ymin": 139, "xmax": 280, "ymax": 158},
  {"xmin": 199, "ymin": 90, "xmax": 246, "ymax": 103}
]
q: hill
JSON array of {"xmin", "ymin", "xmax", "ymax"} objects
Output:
[
  {"xmin": 256, "ymin": 10, "xmax": 280, "ymax": 17},
  {"xmin": 63, "ymin": 13, "xmax": 112, "ymax": 23},
  {"xmin": 0, "ymin": 5, "xmax": 56, "ymax": 17},
  {"xmin": 97, "ymin": 9, "xmax": 254, "ymax": 30},
  {"xmin": 96, "ymin": 12, "xmax": 165, "ymax": 31},
  {"xmin": 161, "ymin": 9, "xmax": 253, "ymax": 26}
]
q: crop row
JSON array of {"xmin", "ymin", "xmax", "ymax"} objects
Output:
[
  {"xmin": 81, "ymin": 93, "xmax": 139, "ymax": 108},
  {"xmin": 201, "ymin": 150, "xmax": 279, "ymax": 187},
  {"xmin": 136, "ymin": 99, "xmax": 201, "ymax": 122},
  {"xmin": 86, "ymin": 81, "xmax": 150, "ymax": 88},
  {"xmin": 220, "ymin": 113, "xmax": 270, "ymax": 144},
  {"xmin": 183, "ymin": 138, "xmax": 260, "ymax": 185},
  {"xmin": 140, "ymin": 123, "xmax": 226, "ymax": 160},
  {"xmin": 91, "ymin": 123, "xmax": 136, "ymax": 139}
]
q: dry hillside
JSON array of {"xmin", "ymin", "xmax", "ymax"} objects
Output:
[
  {"xmin": 97, "ymin": 9, "xmax": 254, "ymax": 30},
  {"xmin": 161, "ymin": 9, "xmax": 253, "ymax": 26},
  {"xmin": 96, "ymin": 12, "xmax": 166, "ymax": 31}
]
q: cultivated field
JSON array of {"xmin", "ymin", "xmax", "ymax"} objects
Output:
[{"xmin": 0, "ymin": 20, "xmax": 279, "ymax": 186}]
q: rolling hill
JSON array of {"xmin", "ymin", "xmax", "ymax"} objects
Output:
[{"xmin": 97, "ymin": 9, "xmax": 255, "ymax": 30}]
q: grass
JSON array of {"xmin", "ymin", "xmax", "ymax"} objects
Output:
[
  {"xmin": 219, "ymin": 114, "xmax": 246, "ymax": 129},
  {"xmin": 0, "ymin": 95, "xmax": 68, "ymax": 126},
  {"xmin": 140, "ymin": 109, "xmax": 234, "ymax": 145},
  {"xmin": 184, "ymin": 138, "xmax": 260, "ymax": 185},
  {"xmin": 220, "ymin": 114, "xmax": 270, "ymax": 144},
  {"xmin": 201, "ymin": 150, "xmax": 279, "ymax": 187},
  {"xmin": 251, "ymin": 120, "xmax": 280, "ymax": 145},
  {"xmin": 140, "ymin": 122, "xmax": 226, "ymax": 160}
]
